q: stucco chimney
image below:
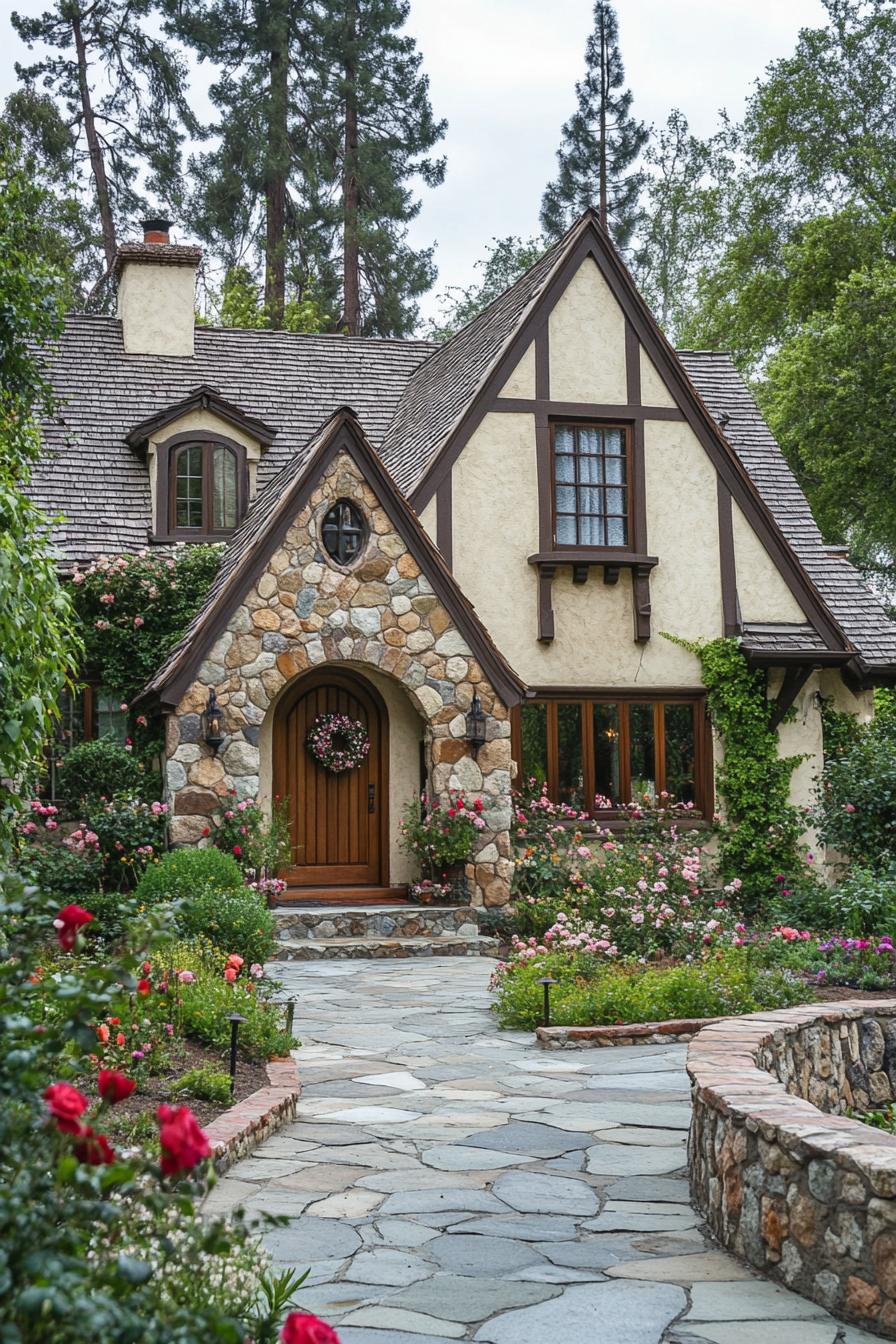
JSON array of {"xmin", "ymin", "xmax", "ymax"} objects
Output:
[{"xmin": 114, "ymin": 218, "xmax": 202, "ymax": 357}]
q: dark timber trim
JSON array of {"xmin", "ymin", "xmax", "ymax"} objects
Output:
[
  {"xmin": 768, "ymin": 665, "xmax": 813, "ymax": 731},
  {"xmin": 126, "ymin": 385, "xmax": 277, "ymax": 451},
  {"xmin": 436, "ymin": 473, "xmax": 453, "ymax": 570},
  {"xmin": 492, "ymin": 398, "xmax": 685, "ymax": 420},
  {"xmin": 716, "ymin": 479, "xmax": 741, "ymax": 638},
  {"xmin": 141, "ymin": 410, "xmax": 524, "ymax": 710},
  {"xmin": 409, "ymin": 212, "xmax": 849, "ymax": 656},
  {"xmin": 625, "ymin": 318, "xmax": 641, "ymax": 407}
]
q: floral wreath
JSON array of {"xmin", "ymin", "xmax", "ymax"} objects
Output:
[{"xmin": 305, "ymin": 713, "xmax": 370, "ymax": 774}]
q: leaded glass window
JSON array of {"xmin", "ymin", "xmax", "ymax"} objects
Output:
[{"xmin": 321, "ymin": 499, "xmax": 367, "ymax": 566}]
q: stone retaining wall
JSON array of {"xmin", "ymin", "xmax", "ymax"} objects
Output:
[
  {"xmin": 536, "ymin": 1017, "xmax": 721, "ymax": 1049},
  {"xmin": 275, "ymin": 904, "xmax": 479, "ymax": 941},
  {"xmin": 688, "ymin": 1003, "xmax": 896, "ymax": 1337}
]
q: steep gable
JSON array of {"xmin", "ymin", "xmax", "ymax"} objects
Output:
[{"xmin": 141, "ymin": 409, "xmax": 523, "ymax": 710}]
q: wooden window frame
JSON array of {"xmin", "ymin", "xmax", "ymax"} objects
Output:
[
  {"xmin": 550, "ymin": 421, "xmax": 634, "ymax": 553},
  {"xmin": 154, "ymin": 430, "xmax": 249, "ymax": 542},
  {"xmin": 511, "ymin": 690, "xmax": 712, "ymax": 821}
]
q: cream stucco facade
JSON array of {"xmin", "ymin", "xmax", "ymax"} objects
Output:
[{"xmin": 117, "ymin": 261, "xmax": 197, "ymax": 357}]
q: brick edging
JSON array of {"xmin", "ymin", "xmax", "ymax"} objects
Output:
[
  {"xmin": 202, "ymin": 1055, "xmax": 300, "ymax": 1174},
  {"xmin": 536, "ymin": 1016, "xmax": 722, "ymax": 1049}
]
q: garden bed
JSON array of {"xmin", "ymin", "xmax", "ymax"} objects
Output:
[{"xmin": 98, "ymin": 1038, "xmax": 270, "ymax": 1141}]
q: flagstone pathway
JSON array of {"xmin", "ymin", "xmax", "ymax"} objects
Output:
[{"xmin": 209, "ymin": 959, "xmax": 878, "ymax": 1344}]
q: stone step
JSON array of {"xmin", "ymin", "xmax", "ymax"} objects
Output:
[
  {"xmin": 271, "ymin": 934, "xmax": 498, "ymax": 961},
  {"xmin": 274, "ymin": 903, "xmax": 479, "ymax": 942}
]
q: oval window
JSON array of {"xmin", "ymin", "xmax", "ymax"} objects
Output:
[{"xmin": 321, "ymin": 499, "xmax": 367, "ymax": 566}]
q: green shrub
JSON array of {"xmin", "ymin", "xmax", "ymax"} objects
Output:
[
  {"xmin": 825, "ymin": 866, "xmax": 896, "ymax": 936},
  {"xmin": 817, "ymin": 716, "xmax": 896, "ymax": 871},
  {"xmin": 492, "ymin": 948, "xmax": 810, "ymax": 1030},
  {"xmin": 59, "ymin": 735, "xmax": 145, "ymax": 804},
  {"xmin": 16, "ymin": 840, "xmax": 104, "ymax": 904},
  {"xmin": 175, "ymin": 1065, "xmax": 233, "ymax": 1106},
  {"xmin": 176, "ymin": 887, "xmax": 277, "ymax": 965},
  {"xmin": 135, "ymin": 846, "xmax": 245, "ymax": 905},
  {"xmin": 171, "ymin": 939, "xmax": 292, "ymax": 1061}
]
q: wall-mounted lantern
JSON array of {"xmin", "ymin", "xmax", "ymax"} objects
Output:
[
  {"xmin": 466, "ymin": 693, "xmax": 487, "ymax": 758},
  {"xmin": 202, "ymin": 688, "xmax": 225, "ymax": 752}
]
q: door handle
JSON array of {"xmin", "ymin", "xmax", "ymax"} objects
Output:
[{"xmin": 368, "ymin": 784, "xmax": 375, "ymax": 813}]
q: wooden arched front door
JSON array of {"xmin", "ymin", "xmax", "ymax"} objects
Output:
[{"xmin": 273, "ymin": 668, "xmax": 387, "ymax": 888}]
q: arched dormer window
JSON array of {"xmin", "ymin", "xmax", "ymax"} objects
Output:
[{"xmin": 158, "ymin": 433, "xmax": 248, "ymax": 539}]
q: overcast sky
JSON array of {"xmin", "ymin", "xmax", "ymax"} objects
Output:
[{"xmin": 1, "ymin": 0, "xmax": 828, "ymax": 323}]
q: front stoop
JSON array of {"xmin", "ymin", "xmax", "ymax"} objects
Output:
[{"xmin": 271, "ymin": 903, "xmax": 496, "ymax": 960}]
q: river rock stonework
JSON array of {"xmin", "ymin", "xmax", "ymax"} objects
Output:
[
  {"xmin": 162, "ymin": 449, "xmax": 514, "ymax": 907},
  {"xmin": 688, "ymin": 1003, "xmax": 896, "ymax": 1338}
]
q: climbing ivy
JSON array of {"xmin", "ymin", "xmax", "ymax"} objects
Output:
[{"xmin": 666, "ymin": 635, "xmax": 804, "ymax": 914}]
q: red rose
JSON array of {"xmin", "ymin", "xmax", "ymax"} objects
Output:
[
  {"xmin": 232, "ymin": 845, "xmax": 242, "ymax": 857},
  {"xmin": 157, "ymin": 1104, "xmax": 211, "ymax": 1175},
  {"xmin": 44, "ymin": 1082, "xmax": 88, "ymax": 1133},
  {"xmin": 201, "ymin": 827, "xmax": 210, "ymax": 837},
  {"xmin": 73, "ymin": 1125, "xmax": 116, "ymax": 1165},
  {"xmin": 281, "ymin": 1313, "xmax": 341, "ymax": 1344},
  {"xmin": 137, "ymin": 979, "xmax": 151, "ymax": 995},
  {"xmin": 98, "ymin": 1070, "xmax": 136, "ymax": 1104},
  {"xmin": 54, "ymin": 904, "xmax": 93, "ymax": 951}
]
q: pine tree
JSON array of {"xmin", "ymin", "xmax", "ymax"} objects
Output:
[
  {"xmin": 541, "ymin": 0, "xmax": 647, "ymax": 247},
  {"xmin": 171, "ymin": 0, "xmax": 337, "ymax": 328},
  {"xmin": 12, "ymin": 0, "xmax": 197, "ymax": 274},
  {"xmin": 308, "ymin": 0, "xmax": 447, "ymax": 335}
]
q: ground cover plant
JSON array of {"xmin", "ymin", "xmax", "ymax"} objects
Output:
[{"xmin": 0, "ymin": 870, "xmax": 329, "ymax": 1342}]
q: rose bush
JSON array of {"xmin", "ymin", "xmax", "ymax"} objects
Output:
[
  {"xmin": 0, "ymin": 870, "xmax": 320, "ymax": 1342},
  {"xmin": 399, "ymin": 789, "xmax": 486, "ymax": 882}
]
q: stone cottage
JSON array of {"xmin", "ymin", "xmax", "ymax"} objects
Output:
[{"xmin": 34, "ymin": 211, "xmax": 896, "ymax": 907}]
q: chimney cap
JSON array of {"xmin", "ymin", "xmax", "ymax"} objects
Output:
[{"xmin": 142, "ymin": 216, "xmax": 173, "ymax": 242}]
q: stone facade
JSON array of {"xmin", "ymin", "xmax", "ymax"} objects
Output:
[
  {"xmin": 688, "ymin": 1003, "xmax": 896, "ymax": 1338},
  {"xmin": 163, "ymin": 449, "xmax": 514, "ymax": 906}
]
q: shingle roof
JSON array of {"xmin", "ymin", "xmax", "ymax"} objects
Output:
[
  {"xmin": 34, "ymin": 315, "xmax": 433, "ymax": 566},
  {"xmin": 740, "ymin": 623, "xmax": 831, "ymax": 656},
  {"xmin": 679, "ymin": 352, "xmax": 896, "ymax": 673},
  {"xmin": 380, "ymin": 230, "xmax": 572, "ymax": 492},
  {"xmin": 31, "ymin": 244, "xmax": 896, "ymax": 677}
]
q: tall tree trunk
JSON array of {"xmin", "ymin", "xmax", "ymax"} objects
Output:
[
  {"xmin": 265, "ymin": 9, "xmax": 289, "ymax": 328},
  {"xmin": 342, "ymin": 0, "xmax": 361, "ymax": 335},
  {"xmin": 72, "ymin": 9, "xmax": 117, "ymax": 271},
  {"xmin": 598, "ymin": 6, "xmax": 608, "ymax": 230}
]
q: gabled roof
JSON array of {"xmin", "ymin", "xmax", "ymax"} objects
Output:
[
  {"xmin": 141, "ymin": 408, "xmax": 525, "ymax": 709},
  {"xmin": 35, "ymin": 316, "xmax": 434, "ymax": 566},
  {"xmin": 125, "ymin": 385, "xmax": 278, "ymax": 450},
  {"xmin": 680, "ymin": 352, "xmax": 896, "ymax": 678},
  {"xmin": 382, "ymin": 211, "xmax": 850, "ymax": 658}
]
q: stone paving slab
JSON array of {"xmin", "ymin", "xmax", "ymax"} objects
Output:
[{"xmin": 232, "ymin": 958, "xmax": 883, "ymax": 1343}]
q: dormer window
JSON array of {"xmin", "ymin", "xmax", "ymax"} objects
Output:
[
  {"xmin": 553, "ymin": 423, "xmax": 630, "ymax": 548},
  {"xmin": 172, "ymin": 440, "xmax": 240, "ymax": 533},
  {"xmin": 155, "ymin": 433, "xmax": 248, "ymax": 540}
]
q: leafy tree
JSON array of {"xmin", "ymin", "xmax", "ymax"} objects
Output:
[
  {"xmin": 763, "ymin": 261, "xmax": 896, "ymax": 571},
  {"xmin": 0, "ymin": 143, "xmax": 80, "ymax": 848},
  {"xmin": 540, "ymin": 0, "xmax": 647, "ymax": 247},
  {"xmin": 632, "ymin": 111, "xmax": 732, "ymax": 338},
  {"xmin": 12, "ymin": 0, "xmax": 198, "ymax": 272},
  {"xmin": 217, "ymin": 264, "xmax": 332, "ymax": 333},
  {"xmin": 427, "ymin": 235, "xmax": 547, "ymax": 341}
]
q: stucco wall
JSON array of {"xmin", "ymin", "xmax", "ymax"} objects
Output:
[
  {"xmin": 732, "ymin": 500, "xmax": 807, "ymax": 623},
  {"xmin": 450, "ymin": 412, "xmax": 723, "ymax": 686},
  {"xmin": 640, "ymin": 348, "xmax": 678, "ymax": 408},
  {"xmin": 118, "ymin": 262, "xmax": 196, "ymax": 357},
  {"xmin": 499, "ymin": 341, "xmax": 536, "ymax": 398},
  {"xmin": 417, "ymin": 495, "xmax": 437, "ymax": 543},
  {"xmin": 548, "ymin": 259, "xmax": 627, "ymax": 403}
]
